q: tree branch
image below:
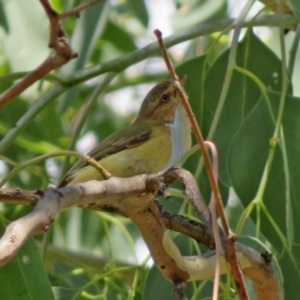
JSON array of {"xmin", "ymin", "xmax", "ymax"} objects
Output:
[
  {"xmin": 71, "ymin": 14, "xmax": 297, "ymax": 85},
  {"xmin": 0, "ymin": 169, "xmax": 282, "ymax": 300}
]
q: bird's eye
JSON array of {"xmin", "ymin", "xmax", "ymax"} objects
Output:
[{"xmin": 161, "ymin": 94, "xmax": 169, "ymax": 103}]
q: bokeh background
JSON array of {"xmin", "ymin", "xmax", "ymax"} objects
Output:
[{"xmin": 0, "ymin": 0, "xmax": 300, "ymax": 299}]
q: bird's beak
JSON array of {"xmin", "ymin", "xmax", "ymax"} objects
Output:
[{"xmin": 178, "ymin": 74, "xmax": 187, "ymax": 86}]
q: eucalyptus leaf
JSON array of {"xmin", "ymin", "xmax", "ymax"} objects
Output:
[
  {"xmin": 0, "ymin": 217, "xmax": 54, "ymax": 300},
  {"xmin": 287, "ymin": 0, "xmax": 300, "ymax": 21},
  {"xmin": 0, "ymin": 0, "xmax": 9, "ymax": 33},
  {"xmin": 128, "ymin": 0, "xmax": 149, "ymax": 27},
  {"xmin": 203, "ymin": 30, "xmax": 289, "ymax": 186},
  {"xmin": 228, "ymin": 91, "xmax": 300, "ymax": 299}
]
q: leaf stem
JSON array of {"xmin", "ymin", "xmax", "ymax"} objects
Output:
[
  {"xmin": 154, "ymin": 23, "xmax": 251, "ymax": 298},
  {"xmin": 252, "ymin": 0, "xmax": 290, "ymax": 204},
  {"xmin": 195, "ymin": 0, "xmax": 255, "ymax": 180}
]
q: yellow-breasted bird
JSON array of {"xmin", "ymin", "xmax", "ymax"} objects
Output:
[{"xmin": 58, "ymin": 76, "xmax": 191, "ymax": 187}]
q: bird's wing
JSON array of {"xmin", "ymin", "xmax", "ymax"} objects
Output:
[{"xmin": 58, "ymin": 124, "xmax": 152, "ymax": 187}]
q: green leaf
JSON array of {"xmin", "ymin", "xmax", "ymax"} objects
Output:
[
  {"xmin": 172, "ymin": 0, "xmax": 226, "ymax": 30},
  {"xmin": 228, "ymin": 91, "xmax": 300, "ymax": 298},
  {"xmin": 52, "ymin": 287, "xmax": 80, "ymax": 300},
  {"xmin": 102, "ymin": 20, "xmax": 137, "ymax": 53},
  {"xmin": 176, "ymin": 55, "xmax": 209, "ymax": 127},
  {"xmin": 59, "ymin": 1, "xmax": 110, "ymax": 112},
  {"xmin": 203, "ymin": 30, "xmax": 288, "ymax": 186},
  {"xmin": 227, "ymin": 97, "xmax": 273, "ymax": 205},
  {"xmin": 0, "ymin": 0, "xmax": 9, "ymax": 33},
  {"xmin": 0, "ymin": 217, "xmax": 54, "ymax": 300},
  {"xmin": 228, "ymin": 91, "xmax": 300, "ymax": 246},
  {"xmin": 127, "ymin": 0, "xmax": 149, "ymax": 27},
  {"xmin": 287, "ymin": 0, "xmax": 300, "ymax": 21},
  {"xmin": 1, "ymin": 0, "xmax": 48, "ymax": 72}
]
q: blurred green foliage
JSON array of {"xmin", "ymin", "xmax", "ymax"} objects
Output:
[{"xmin": 0, "ymin": 0, "xmax": 300, "ymax": 299}]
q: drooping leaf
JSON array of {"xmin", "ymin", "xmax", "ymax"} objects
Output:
[
  {"xmin": 102, "ymin": 19, "xmax": 137, "ymax": 53},
  {"xmin": 228, "ymin": 91, "xmax": 300, "ymax": 298},
  {"xmin": 127, "ymin": 0, "xmax": 149, "ymax": 27},
  {"xmin": 287, "ymin": 0, "xmax": 300, "ymax": 21},
  {"xmin": 0, "ymin": 216, "xmax": 54, "ymax": 300},
  {"xmin": 59, "ymin": 1, "xmax": 110, "ymax": 112},
  {"xmin": 203, "ymin": 30, "xmax": 289, "ymax": 186},
  {"xmin": 172, "ymin": 0, "xmax": 226, "ymax": 30},
  {"xmin": 0, "ymin": 0, "xmax": 9, "ymax": 33}
]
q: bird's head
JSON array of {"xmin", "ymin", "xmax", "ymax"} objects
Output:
[{"xmin": 134, "ymin": 75, "xmax": 186, "ymax": 125}]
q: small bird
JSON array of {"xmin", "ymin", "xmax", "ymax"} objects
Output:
[{"xmin": 58, "ymin": 76, "xmax": 191, "ymax": 187}]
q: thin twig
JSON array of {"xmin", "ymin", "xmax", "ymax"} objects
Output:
[
  {"xmin": 0, "ymin": 150, "xmax": 111, "ymax": 188},
  {"xmin": 0, "ymin": 174, "xmax": 283, "ymax": 300},
  {"xmin": 0, "ymin": 0, "xmax": 103, "ymax": 110},
  {"xmin": 0, "ymin": 56, "xmax": 75, "ymax": 110},
  {"xmin": 73, "ymin": 14, "xmax": 296, "ymax": 84},
  {"xmin": 153, "ymin": 30, "xmax": 178, "ymax": 80},
  {"xmin": 154, "ymin": 29, "xmax": 230, "ymax": 236},
  {"xmin": 59, "ymin": 0, "xmax": 102, "ymax": 20}
]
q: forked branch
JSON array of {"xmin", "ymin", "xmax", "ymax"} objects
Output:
[
  {"xmin": 0, "ymin": 0, "xmax": 102, "ymax": 109},
  {"xmin": 0, "ymin": 170, "xmax": 282, "ymax": 300}
]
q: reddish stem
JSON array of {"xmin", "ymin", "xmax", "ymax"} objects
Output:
[{"xmin": 154, "ymin": 28, "xmax": 249, "ymax": 300}]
